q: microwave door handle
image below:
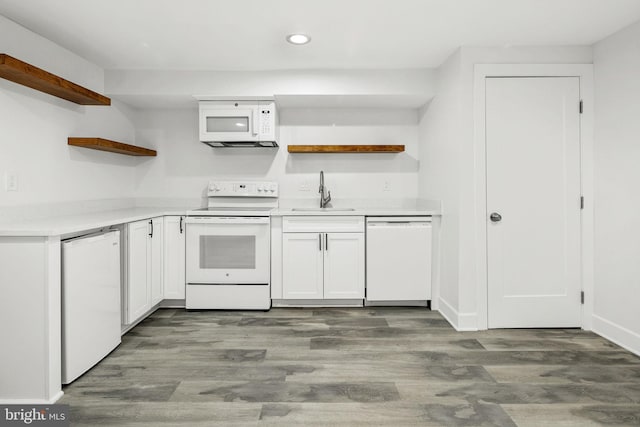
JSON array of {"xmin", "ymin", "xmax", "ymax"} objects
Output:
[{"xmin": 252, "ymin": 109, "xmax": 259, "ymax": 136}]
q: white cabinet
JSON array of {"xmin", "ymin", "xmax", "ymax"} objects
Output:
[
  {"xmin": 126, "ymin": 217, "xmax": 163, "ymax": 324},
  {"xmin": 282, "ymin": 217, "xmax": 364, "ymax": 300},
  {"xmin": 323, "ymin": 233, "xmax": 365, "ymax": 299},
  {"xmin": 163, "ymin": 216, "xmax": 186, "ymax": 300},
  {"xmin": 282, "ymin": 233, "xmax": 324, "ymax": 299},
  {"xmin": 127, "ymin": 219, "xmax": 151, "ymax": 323},
  {"xmin": 150, "ymin": 217, "xmax": 164, "ymax": 306}
]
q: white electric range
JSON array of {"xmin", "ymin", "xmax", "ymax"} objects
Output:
[{"xmin": 185, "ymin": 181, "xmax": 278, "ymax": 310}]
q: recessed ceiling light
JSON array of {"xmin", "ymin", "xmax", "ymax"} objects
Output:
[{"xmin": 286, "ymin": 34, "xmax": 311, "ymax": 45}]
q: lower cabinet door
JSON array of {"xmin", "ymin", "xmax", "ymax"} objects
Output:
[
  {"xmin": 323, "ymin": 233, "xmax": 365, "ymax": 299},
  {"xmin": 282, "ymin": 232, "xmax": 324, "ymax": 299},
  {"xmin": 127, "ymin": 219, "xmax": 151, "ymax": 323},
  {"xmin": 163, "ymin": 216, "xmax": 186, "ymax": 300},
  {"xmin": 150, "ymin": 217, "xmax": 164, "ymax": 306}
]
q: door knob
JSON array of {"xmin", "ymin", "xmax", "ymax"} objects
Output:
[{"xmin": 490, "ymin": 212, "xmax": 502, "ymax": 222}]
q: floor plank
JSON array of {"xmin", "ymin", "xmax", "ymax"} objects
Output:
[{"xmin": 60, "ymin": 307, "xmax": 640, "ymax": 426}]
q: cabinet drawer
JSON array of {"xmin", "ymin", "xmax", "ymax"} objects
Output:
[{"xmin": 283, "ymin": 216, "xmax": 364, "ymax": 233}]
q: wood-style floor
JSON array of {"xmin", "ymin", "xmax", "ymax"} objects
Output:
[{"xmin": 61, "ymin": 308, "xmax": 640, "ymax": 426}]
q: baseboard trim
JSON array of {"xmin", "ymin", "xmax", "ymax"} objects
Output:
[
  {"xmin": 458, "ymin": 311, "xmax": 479, "ymax": 331},
  {"xmin": 437, "ymin": 297, "xmax": 478, "ymax": 331},
  {"xmin": 159, "ymin": 299, "xmax": 185, "ymax": 308},
  {"xmin": 0, "ymin": 390, "xmax": 64, "ymax": 404},
  {"xmin": 50, "ymin": 390, "xmax": 64, "ymax": 403},
  {"xmin": 365, "ymin": 300, "xmax": 429, "ymax": 307},
  {"xmin": 121, "ymin": 304, "xmax": 162, "ymax": 335},
  {"xmin": 437, "ymin": 297, "xmax": 458, "ymax": 329},
  {"xmin": 592, "ymin": 314, "xmax": 640, "ymax": 357}
]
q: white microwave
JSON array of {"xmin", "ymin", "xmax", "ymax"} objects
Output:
[{"xmin": 199, "ymin": 101, "xmax": 278, "ymax": 147}]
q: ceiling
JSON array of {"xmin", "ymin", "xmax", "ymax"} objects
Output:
[{"xmin": 1, "ymin": 0, "xmax": 640, "ymax": 71}]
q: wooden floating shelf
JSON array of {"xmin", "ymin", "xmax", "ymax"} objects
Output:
[
  {"xmin": 68, "ymin": 138, "xmax": 157, "ymax": 157},
  {"xmin": 0, "ymin": 54, "xmax": 111, "ymax": 105},
  {"xmin": 288, "ymin": 145, "xmax": 405, "ymax": 153}
]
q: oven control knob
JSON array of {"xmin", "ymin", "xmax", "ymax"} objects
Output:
[
  {"xmin": 258, "ymin": 185, "xmax": 264, "ymax": 192},
  {"xmin": 270, "ymin": 184, "xmax": 276, "ymax": 192}
]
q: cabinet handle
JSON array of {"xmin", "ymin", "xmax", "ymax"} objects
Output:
[
  {"xmin": 149, "ymin": 219, "xmax": 154, "ymax": 238},
  {"xmin": 325, "ymin": 233, "xmax": 328, "ymax": 251},
  {"xmin": 179, "ymin": 216, "xmax": 184, "ymax": 234},
  {"xmin": 318, "ymin": 233, "xmax": 322, "ymax": 251}
]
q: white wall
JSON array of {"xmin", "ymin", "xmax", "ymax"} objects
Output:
[
  {"xmin": 418, "ymin": 46, "xmax": 594, "ymax": 329},
  {"xmin": 133, "ymin": 107, "xmax": 420, "ymax": 203},
  {"xmin": 0, "ymin": 15, "xmax": 139, "ymax": 208},
  {"xmin": 418, "ymin": 49, "xmax": 463, "ymax": 319},
  {"xmin": 592, "ymin": 21, "xmax": 640, "ymax": 355}
]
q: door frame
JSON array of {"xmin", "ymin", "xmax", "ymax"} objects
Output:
[{"xmin": 473, "ymin": 64, "xmax": 594, "ymax": 330}]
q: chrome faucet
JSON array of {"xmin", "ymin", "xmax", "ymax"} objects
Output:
[{"xmin": 319, "ymin": 170, "xmax": 331, "ymax": 208}]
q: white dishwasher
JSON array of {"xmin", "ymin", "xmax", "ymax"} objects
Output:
[
  {"xmin": 62, "ymin": 230, "xmax": 121, "ymax": 384},
  {"xmin": 366, "ymin": 217, "xmax": 432, "ymax": 304}
]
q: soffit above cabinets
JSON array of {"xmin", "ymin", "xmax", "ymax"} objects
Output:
[
  {"xmin": 103, "ymin": 68, "xmax": 435, "ymax": 110},
  {"xmin": 274, "ymin": 94, "xmax": 429, "ymax": 110},
  {"xmin": 109, "ymin": 93, "xmax": 432, "ymax": 111},
  {"xmin": 195, "ymin": 94, "xmax": 429, "ymax": 109}
]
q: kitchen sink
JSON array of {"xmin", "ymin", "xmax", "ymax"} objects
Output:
[{"xmin": 291, "ymin": 207, "xmax": 356, "ymax": 212}]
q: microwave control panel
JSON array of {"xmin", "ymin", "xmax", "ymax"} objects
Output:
[
  {"xmin": 260, "ymin": 108, "xmax": 272, "ymax": 136},
  {"xmin": 208, "ymin": 181, "xmax": 278, "ymax": 197},
  {"xmin": 258, "ymin": 102, "xmax": 276, "ymax": 140}
]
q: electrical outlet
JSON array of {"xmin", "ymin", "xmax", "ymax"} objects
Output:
[
  {"xmin": 299, "ymin": 180, "xmax": 310, "ymax": 192},
  {"xmin": 383, "ymin": 180, "xmax": 391, "ymax": 192},
  {"xmin": 4, "ymin": 172, "xmax": 18, "ymax": 192}
]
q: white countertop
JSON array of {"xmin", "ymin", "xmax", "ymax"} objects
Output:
[
  {"xmin": 272, "ymin": 197, "xmax": 441, "ymax": 217},
  {"xmin": 0, "ymin": 207, "xmax": 190, "ymax": 237},
  {"xmin": 272, "ymin": 207, "xmax": 440, "ymax": 216},
  {"xmin": 0, "ymin": 198, "xmax": 440, "ymax": 237}
]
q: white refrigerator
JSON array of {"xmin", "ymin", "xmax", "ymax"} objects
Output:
[{"xmin": 62, "ymin": 230, "xmax": 121, "ymax": 384}]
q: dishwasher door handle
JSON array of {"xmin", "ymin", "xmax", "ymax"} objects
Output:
[
  {"xmin": 367, "ymin": 222, "xmax": 430, "ymax": 227},
  {"xmin": 367, "ymin": 217, "xmax": 432, "ymax": 226}
]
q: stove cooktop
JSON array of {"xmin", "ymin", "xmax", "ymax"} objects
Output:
[{"xmin": 188, "ymin": 180, "xmax": 279, "ymax": 217}]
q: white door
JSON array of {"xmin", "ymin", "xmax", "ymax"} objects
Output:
[
  {"xmin": 282, "ymin": 233, "xmax": 324, "ymax": 299},
  {"xmin": 486, "ymin": 77, "xmax": 582, "ymax": 328},
  {"xmin": 150, "ymin": 217, "xmax": 164, "ymax": 305},
  {"xmin": 324, "ymin": 233, "xmax": 365, "ymax": 299},
  {"xmin": 163, "ymin": 216, "xmax": 186, "ymax": 299},
  {"xmin": 127, "ymin": 220, "xmax": 151, "ymax": 323}
]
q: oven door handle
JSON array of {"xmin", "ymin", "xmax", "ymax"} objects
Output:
[{"xmin": 185, "ymin": 216, "xmax": 270, "ymax": 225}]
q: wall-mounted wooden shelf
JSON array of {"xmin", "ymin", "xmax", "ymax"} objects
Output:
[
  {"xmin": 68, "ymin": 138, "xmax": 157, "ymax": 157},
  {"xmin": 288, "ymin": 145, "xmax": 405, "ymax": 153},
  {"xmin": 0, "ymin": 54, "xmax": 111, "ymax": 105}
]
